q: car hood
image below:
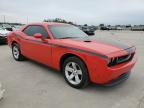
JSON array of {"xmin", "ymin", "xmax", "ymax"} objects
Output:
[{"xmin": 54, "ymin": 36, "xmax": 134, "ymax": 57}]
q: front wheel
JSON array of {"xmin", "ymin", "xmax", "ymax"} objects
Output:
[
  {"xmin": 12, "ymin": 43, "xmax": 25, "ymax": 61},
  {"xmin": 62, "ymin": 57, "xmax": 89, "ymax": 89}
]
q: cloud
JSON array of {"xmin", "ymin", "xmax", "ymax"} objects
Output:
[{"xmin": 0, "ymin": 0, "xmax": 144, "ymax": 25}]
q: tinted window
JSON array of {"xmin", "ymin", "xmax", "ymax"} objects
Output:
[
  {"xmin": 23, "ymin": 25, "xmax": 49, "ymax": 38},
  {"xmin": 49, "ymin": 25, "xmax": 88, "ymax": 39},
  {"xmin": 5, "ymin": 28, "xmax": 13, "ymax": 31}
]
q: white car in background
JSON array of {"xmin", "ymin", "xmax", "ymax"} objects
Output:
[
  {"xmin": 0, "ymin": 28, "xmax": 12, "ymax": 44},
  {"xmin": 116, "ymin": 27, "xmax": 123, "ymax": 30},
  {"xmin": 12, "ymin": 25, "xmax": 22, "ymax": 31}
]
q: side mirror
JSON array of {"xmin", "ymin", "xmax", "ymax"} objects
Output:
[{"xmin": 34, "ymin": 33, "xmax": 42, "ymax": 39}]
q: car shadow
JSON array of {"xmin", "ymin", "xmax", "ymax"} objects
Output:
[
  {"xmin": 0, "ymin": 43, "xmax": 7, "ymax": 46},
  {"xmin": 87, "ymin": 81, "xmax": 127, "ymax": 91}
]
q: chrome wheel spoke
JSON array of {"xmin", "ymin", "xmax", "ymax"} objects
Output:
[
  {"xmin": 65, "ymin": 66, "xmax": 73, "ymax": 72},
  {"xmin": 72, "ymin": 62, "xmax": 77, "ymax": 70},
  {"xmin": 68, "ymin": 73, "xmax": 74, "ymax": 80},
  {"xmin": 77, "ymin": 70, "xmax": 82, "ymax": 75},
  {"xmin": 75, "ymin": 75, "xmax": 81, "ymax": 83}
]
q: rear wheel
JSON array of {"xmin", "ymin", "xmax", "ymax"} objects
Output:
[
  {"xmin": 62, "ymin": 57, "xmax": 89, "ymax": 89},
  {"xmin": 12, "ymin": 43, "xmax": 25, "ymax": 61}
]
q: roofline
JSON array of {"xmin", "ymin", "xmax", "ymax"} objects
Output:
[{"xmin": 26, "ymin": 22, "xmax": 71, "ymax": 26}]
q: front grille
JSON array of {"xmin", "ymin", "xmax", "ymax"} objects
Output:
[
  {"xmin": 0, "ymin": 36, "xmax": 7, "ymax": 39},
  {"xmin": 108, "ymin": 53, "xmax": 135, "ymax": 67}
]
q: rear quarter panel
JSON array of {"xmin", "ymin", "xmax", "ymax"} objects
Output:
[{"xmin": 7, "ymin": 32, "xmax": 19, "ymax": 47}]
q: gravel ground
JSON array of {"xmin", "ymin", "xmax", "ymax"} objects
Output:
[{"xmin": 0, "ymin": 30, "xmax": 144, "ymax": 108}]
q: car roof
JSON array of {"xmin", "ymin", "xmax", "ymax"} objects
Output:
[
  {"xmin": 20, "ymin": 22, "xmax": 72, "ymax": 31},
  {"xmin": 27, "ymin": 22, "xmax": 70, "ymax": 26}
]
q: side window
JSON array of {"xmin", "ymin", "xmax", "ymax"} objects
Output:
[
  {"xmin": 23, "ymin": 25, "xmax": 49, "ymax": 38},
  {"xmin": 23, "ymin": 26, "xmax": 35, "ymax": 36}
]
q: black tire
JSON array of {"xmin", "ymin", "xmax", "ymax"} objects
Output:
[
  {"xmin": 62, "ymin": 56, "xmax": 90, "ymax": 89},
  {"xmin": 12, "ymin": 43, "xmax": 25, "ymax": 61}
]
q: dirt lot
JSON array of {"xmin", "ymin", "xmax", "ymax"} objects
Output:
[{"xmin": 0, "ymin": 31, "xmax": 144, "ymax": 108}]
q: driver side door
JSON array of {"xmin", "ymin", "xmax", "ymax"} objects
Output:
[{"xmin": 21, "ymin": 25, "xmax": 52, "ymax": 66}]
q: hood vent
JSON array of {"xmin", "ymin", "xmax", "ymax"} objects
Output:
[{"xmin": 84, "ymin": 40, "xmax": 91, "ymax": 42}]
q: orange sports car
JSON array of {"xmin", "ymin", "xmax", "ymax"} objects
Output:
[{"xmin": 7, "ymin": 22, "xmax": 136, "ymax": 89}]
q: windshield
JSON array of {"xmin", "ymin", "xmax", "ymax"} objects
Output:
[{"xmin": 49, "ymin": 25, "xmax": 88, "ymax": 39}]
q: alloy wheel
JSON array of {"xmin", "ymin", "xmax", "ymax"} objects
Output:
[
  {"xmin": 13, "ymin": 46, "xmax": 19, "ymax": 59},
  {"xmin": 65, "ymin": 62, "xmax": 83, "ymax": 85}
]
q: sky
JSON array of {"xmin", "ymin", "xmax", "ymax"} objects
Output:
[{"xmin": 0, "ymin": 0, "xmax": 144, "ymax": 25}]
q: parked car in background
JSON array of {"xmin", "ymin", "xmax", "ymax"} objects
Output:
[
  {"xmin": 8, "ymin": 22, "xmax": 136, "ymax": 89},
  {"xmin": 0, "ymin": 28, "xmax": 12, "ymax": 44},
  {"xmin": 131, "ymin": 26, "xmax": 144, "ymax": 31},
  {"xmin": 116, "ymin": 27, "xmax": 123, "ymax": 30},
  {"xmin": 12, "ymin": 25, "xmax": 23, "ymax": 31},
  {"xmin": 100, "ymin": 26, "xmax": 110, "ymax": 30},
  {"xmin": 79, "ymin": 26, "xmax": 95, "ymax": 35}
]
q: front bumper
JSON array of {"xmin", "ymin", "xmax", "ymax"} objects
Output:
[
  {"xmin": 103, "ymin": 71, "xmax": 131, "ymax": 86},
  {"xmin": 87, "ymin": 53, "xmax": 136, "ymax": 85},
  {"xmin": 0, "ymin": 36, "xmax": 7, "ymax": 43},
  {"xmin": 98, "ymin": 56, "xmax": 136, "ymax": 84}
]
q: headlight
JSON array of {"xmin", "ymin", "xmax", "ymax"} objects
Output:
[
  {"xmin": 108, "ymin": 57, "xmax": 117, "ymax": 67},
  {"xmin": 0, "ymin": 33, "xmax": 7, "ymax": 37},
  {"xmin": 108, "ymin": 53, "xmax": 134, "ymax": 67}
]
